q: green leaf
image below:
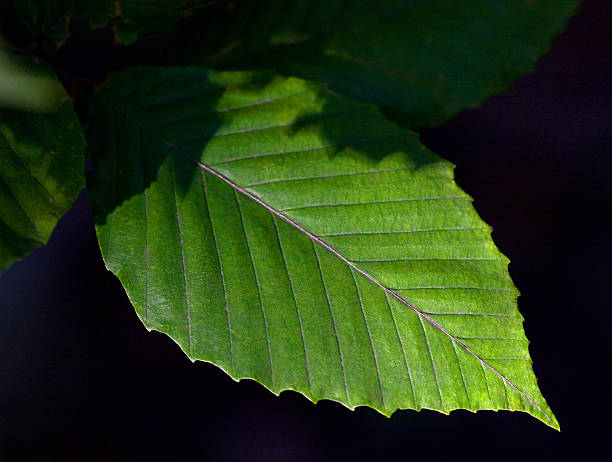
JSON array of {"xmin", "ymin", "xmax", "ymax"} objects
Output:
[
  {"xmin": 87, "ymin": 67, "xmax": 557, "ymax": 428},
  {"xmin": 0, "ymin": 76, "xmax": 85, "ymax": 273},
  {"xmin": 0, "ymin": 47, "xmax": 66, "ymax": 111},
  {"xmin": 189, "ymin": 0, "xmax": 579, "ymax": 127}
]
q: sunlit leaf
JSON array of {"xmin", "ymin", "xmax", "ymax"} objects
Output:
[{"xmin": 87, "ymin": 67, "xmax": 558, "ymax": 428}]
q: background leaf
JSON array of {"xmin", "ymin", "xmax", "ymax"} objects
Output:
[
  {"xmin": 0, "ymin": 0, "xmax": 73, "ymax": 55},
  {"xmin": 0, "ymin": 66, "xmax": 85, "ymax": 273},
  {"xmin": 87, "ymin": 67, "xmax": 557, "ymax": 428},
  {"xmin": 0, "ymin": 0, "xmax": 213, "ymax": 52},
  {"xmin": 183, "ymin": 0, "xmax": 580, "ymax": 127},
  {"xmin": 0, "ymin": 48, "xmax": 66, "ymax": 111},
  {"xmin": 68, "ymin": 0, "xmax": 208, "ymax": 45}
]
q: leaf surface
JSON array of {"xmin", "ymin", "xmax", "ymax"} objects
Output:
[
  {"xmin": 0, "ymin": 76, "xmax": 85, "ymax": 272},
  {"xmin": 87, "ymin": 67, "xmax": 557, "ymax": 428},
  {"xmin": 189, "ymin": 0, "xmax": 579, "ymax": 126}
]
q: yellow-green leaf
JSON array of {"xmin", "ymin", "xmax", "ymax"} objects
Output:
[{"xmin": 87, "ymin": 67, "xmax": 557, "ymax": 428}]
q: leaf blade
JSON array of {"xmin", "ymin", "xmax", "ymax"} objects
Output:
[
  {"xmin": 0, "ymin": 75, "xmax": 85, "ymax": 273},
  {"xmin": 87, "ymin": 67, "xmax": 558, "ymax": 428},
  {"xmin": 188, "ymin": 0, "xmax": 580, "ymax": 126}
]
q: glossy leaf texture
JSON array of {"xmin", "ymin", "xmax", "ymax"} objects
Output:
[
  {"xmin": 87, "ymin": 67, "xmax": 558, "ymax": 428},
  {"xmin": 187, "ymin": 0, "xmax": 579, "ymax": 127},
  {"xmin": 0, "ymin": 78, "xmax": 85, "ymax": 272}
]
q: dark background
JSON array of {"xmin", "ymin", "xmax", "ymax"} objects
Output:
[{"xmin": 1, "ymin": 0, "xmax": 610, "ymax": 460}]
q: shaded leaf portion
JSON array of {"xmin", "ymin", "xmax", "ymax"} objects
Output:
[
  {"xmin": 88, "ymin": 67, "xmax": 557, "ymax": 428},
  {"xmin": 0, "ymin": 0, "xmax": 210, "ymax": 53},
  {"xmin": 188, "ymin": 0, "xmax": 579, "ymax": 126},
  {"xmin": 0, "ymin": 0, "xmax": 73, "ymax": 55},
  {"xmin": 0, "ymin": 79, "xmax": 85, "ymax": 272},
  {"xmin": 68, "ymin": 0, "xmax": 208, "ymax": 44}
]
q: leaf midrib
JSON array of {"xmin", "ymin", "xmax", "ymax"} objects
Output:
[{"xmin": 105, "ymin": 102, "xmax": 555, "ymax": 427}]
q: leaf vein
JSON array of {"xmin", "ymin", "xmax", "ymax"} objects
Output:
[
  {"xmin": 0, "ymin": 125, "xmax": 60, "ymax": 205},
  {"xmin": 391, "ymin": 286, "xmax": 515, "ymax": 292},
  {"xmin": 351, "ymin": 257, "xmax": 505, "ymax": 263},
  {"xmin": 0, "ymin": 167, "xmax": 42, "ymax": 238},
  {"xmin": 154, "ymin": 89, "xmax": 311, "ymax": 128},
  {"xmin": 279, "ymin": 196, "xmax": 470, "ymax": 212},
  {"xmin": 272, "ymin": 215, "xmax": 311, "ymax": 390},
  {"xmin": 177, "ymin": 107, "xmax": 365, "ymax": 146},
  {"xmin": 417, "ymin": 315, "xmax": 444, "ymax": 410},
  {"xmin": 201, "ymin": 171, "xmax": 234, "ymax": 369},
  {"xmin": 209, "ymin": 134, "xmax": 402, "ymax": 167},
  {"xmin": 235, "ymin": 190, "xmax": 274, "ymax": 386},
  {"xmin": 170, "ymin": 155, "xmax": 193, "ymax": 355},
  {"xmin": 451, "ymin": 342, "xmax": 472, "ymax": 408},
  {"xmin": 313, "ymin": 243, "xmax": 350, "ymax": 404},
  {"xmin": 385, "ymin": 292, "xmax": 417, "ymax": 408},
  {"xmin": 245, "ymin": 166, "xmax": 416, "ymax": 187},
  {"xmin": 319, "ymin": 226, "xmax": 489, "ymax": 237},
  {"xmin": 423, "ymin": 311, "xmax": 517, "ymax": 318},
  {"xmin": 350, "ymin": 268, "xmax": 386, "ymax": 409}
]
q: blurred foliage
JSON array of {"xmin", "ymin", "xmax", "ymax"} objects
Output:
[
  {"xmin": 0, "ymin": 47, "xmax": 65, "ymax": 112},
  {"xmin": 0, "ymin": 0, "xmax": 217, "ymax": 54}
]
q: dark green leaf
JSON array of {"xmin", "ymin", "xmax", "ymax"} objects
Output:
[
  {"xmin": 0, "ymin": 71, "xmax": 85, "ymax": 272},
  {"xmin": 87, "ymin": 67, "xmax": 557, "ymax": 428},
  {"xmin": 188, "ymin": 0, "xmax": 579, "ymax": 126}
]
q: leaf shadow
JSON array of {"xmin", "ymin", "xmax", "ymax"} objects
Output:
[
  {"xmin": 88, "ymin": 66, "xmax": 444, "ymax": 229},
  {"xmin": 88, "ymin": 67, "xmax": 278, "ymax": 226},
  {"xmin": 283, "ymin": 84, "xmax": 445, "ymax": 171}
]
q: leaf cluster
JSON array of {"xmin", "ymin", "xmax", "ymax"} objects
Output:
[{"xmin": 0, "ymin": 0, "xmax": 580, "ymax": 429}]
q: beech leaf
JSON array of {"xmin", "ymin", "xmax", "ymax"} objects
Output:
[
  {"xmin": 0, "ymin": 66, "xmax": 85, "ymax": 272},
  {"xmin": 87, "ymin": 67, "xmax": 557, "ymax": 428},
  {"xmin": 190, "ymin": 0, "xmax": 580, "ymax": 127}
]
